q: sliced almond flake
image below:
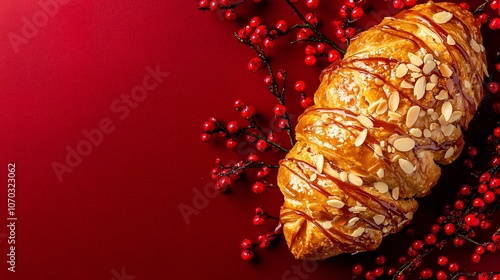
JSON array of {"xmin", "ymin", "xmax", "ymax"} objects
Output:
[
  {"xmin": 431, "ymin": 112, "xmax": 439, "ymax": 120},
  {"xmin": 480, "ymin": 44, "xmax": 485, "ymax": 52},
  {"xmin": 401, "ymin": 80, "xmax": 413, "ymax": 89},
  {"xmin": 357, "ymin": 115, "xmax": 374, "ymax": 128},
  {"xmin": 382, "ymin": 226, "xmax": 390, "ymax": 233},
  {"xmin": 406, "ymin": 106, "xmax": 420, "ymax": 128},
  {"xmin": 393, "ymin": 138, "xmax": 416, "ymax": 152},
  {"xmin": 483, "ymin": 63, "xmax": 490, "ymax": 77},
  {"xmin": 423, "ymin": 128, "xmax": 432, "ymax": 138},
  {"xmin": 347, "ymin": 217, "xmax": 360, "ymax": 227},
  {"xmin": 423, "ymin": 53, "xmax": 434, "ymax": 63},
  {"xmin": 423, "ymin": 60, "xmax": 437, "ymax": 74},
  {"xmin": 374, "ymin": 145, "xmax": 383, "ymax": 157},
  {"xmin": 442, "ymin": 101, "xmax": 453, "ymax": 121},
  {"xmin": 411, "ymin": 72, "xmax": 423, "ymax": 79},
  {"xmin": 444, "ymin": 146, "xmax": 455, "ymax": 159},
  {"xmin": 374, "ymin": 181, "xmax": 389, "ymax": 193},
  {"xmin": 407, "ymin": 63, "xmax": 421, "ymax": 72},
  {"xmin": 349, "ymin": 206, "xmax": 367, "ymax": 213},
  {"xmin": 449, "ymin": 111, "xmax": 463, "ymax": 123},
  {"xmin": 376, "ymin": 168, "xmax": 385, "ymax": 178},
  {"xmin": 430, "ymin": 74, "xmax": 439, "ymax": 83},
  {"xmin": 351, "ymin": 227, "xmax": 365, "ymax": 238},
  {"xmin": 376, "ymin": 99, "xmax": 388, "ymax": 115},
  {"xmin": 430, "ymin": 123, "xmax": 441, "ymax": 131},
  {"xmin": 388, "ymin": 111, "xmax": 402, "ymax": 122},
  {"xmin": 348, "ymin": 172, "xmax": 363, "ymax": 187},
  {"xmin": 375, "ymin": 78, "xmax": 384, "ymax": 85},
  {"xmin": 395, "ymin": 64, "xmax": 409, "ymax": 78},
  {"xmin": 442, "ymin": 124, "xmax": 455, "ymax": 137},
  {"xmin": 427, "ymin": 108, "xmax": 434, "ymax": 115},
  {"xmin": 398, "ymin": 158, "xmax": 415, "ymax": 174},
  {"xmin": 433, "ymin": 11, "xmax": 453, "ymax": 24},
  {"xmin": 408, "ymin": 53, "xmax": 424, "ymax": 66},
  {"xmin": 426, "ymin": 82, "xmax": 436, "ymax": 91},
  {"xmin": 373, "ymin": 215, "xmax": 385, "ymax": 225},
  {"xmin": 380, "ymin": 140, "xmax": 386, "ymax": 148},
  {"xmin": 389, "ymin": 92, "xmax": 400, "ymax": 112},
  {"xmin": 368, "ymin": 98, "xmax": 381, "ymax": 113},
  {"xmin": 470, "ymin": 39, "xmax": 481, "ymax": 53},
  {"xmin": 446, "ymin": 35, "xmax": 456, "ymax": 45},
  {"xmin": 388, "ymin": 133, "xmax": 400, "ymax": 145},
  {"xmin": 309, "ymin": 173, "xmax": 317, "ymax": 182},
  {"xmin": 405, "ymin": 212, "xmax": 414, "ymax": 220},
  {"xmin": 434, "ymin": 49, "xmax": 441, "ymax": 58},
  {"xmin": 398, "ymin": 220, "xmax": 409, "ymax": 229},
  {"xmin": 322, "ymin": 221, "xmax": 332, "ymax": 229},
  {"xmin": 438, "ymin": 114, "xmax": 448, "ymax": 126},
  {"xmin": 326, "ymin": 199, "xmax": 345, "ymax": 209},
  {"xmin": 340, "ymin": 171, "xmax": 348, "ymax": 182},
  {"xmin": 439, "ymin": 64, "xmax": 453, "ymax": 78},
  {"xmin": 414, "ymin": 76, "xmax": 426, "ymax": 100},
  {"xmin": 435, "ymin": 89, "xmax": 448, "ymax": 100},
  {"xmin": 354, "ymin": 129, "xmax": 368, "ymax": 147},
  {"xmin": 392, "ymin": 187, "xmax": 400, "ymax": 200},
  {"xmin": 419, "ymin": 110, "xmax": 426, "ymax": 117},
  {"xmin": 316, "ymin": 154, "xmax": 324, "ymax": 174},
  {"xmin": 410, "ymin": 128, "xmax": 423, "ymax": 137},
  {"xmin": 464, "ymin": 80, "xmax": 472, "ymax": 89}
]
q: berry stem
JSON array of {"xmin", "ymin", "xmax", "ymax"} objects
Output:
[{"xmin": 474, "ymin": 0, "xmax": 493, "ymax": 14}]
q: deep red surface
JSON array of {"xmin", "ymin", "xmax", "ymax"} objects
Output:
[{"xmin": 0, "ymin": 0, "xmax": 499, "ymax": 279}]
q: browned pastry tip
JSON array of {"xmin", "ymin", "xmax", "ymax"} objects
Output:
[{"xmin": 278, "ymin": 1, "xmax": 487, "ymax": 260}]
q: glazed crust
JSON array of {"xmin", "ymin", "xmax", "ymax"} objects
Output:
[{"xmin": 277, "ymin": 1, "xmax": 487, "ymax": 260}]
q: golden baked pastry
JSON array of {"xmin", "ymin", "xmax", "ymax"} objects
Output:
[{"xmin": 277, "ymin": 1, "xmax": 487, "ymax": 260}]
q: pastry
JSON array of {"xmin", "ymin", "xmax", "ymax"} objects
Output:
[{"xmin": 277, "ymin": 1, "xmax": 488, "ymax": 260}]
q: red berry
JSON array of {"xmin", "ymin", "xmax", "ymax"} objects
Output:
[
  {"xmin": 431, "ymin": 224, "xmax": 441, "ymax": 234},
  {"xmin": 393, "ymin": 0, "xmax": 404, "ymax": 9},
  {"xmin": 248, "ymin": 57, "xmax": 263, "ymax": 72},
  {"xmin": 226, "ymin": 139, "xmax": 237, "ymax": 149},
  {"xmin": 492, "ymin": 155, "xmax": 500, "ymax": 167},
  {"xmin": 375, "ymin": 255, "xmax": 386, "ymax": 266},
  {"xmin": 305, "ymin": 13, "xmax": 318, "ymax": 26},
  {"xmin": 473, "ymin": 198, "xmax": 485, "ymax": 208},
  {"xmin": 241, "ymin": 239, "xmax": 253, "ymax": 249},
  {"xmin": 252, "ymin": 182, "xmax": 265, "ymax": 194},
  {"xmin": 276, "ymin": 20, "xmax": 287, "ymax": 32},
  {"xmin": 316, "ymin": 43, "xmax": 326, "ymax": 53},
  {"xmin": 273, "ymin": 104, "xmax": 287, "ymax": 117},
  {"xmin": 339, "ymin": 6, "xmax": 349, "ymax": 19},
  {"xmin": 465, "ymin": 214, "xmax": 479, "ymax": 227},
  {"xmin": 420, "ymin": 268, "xmax": 433, "ymax": 279},
  {"xmin": 448, "ymin": 262, "xmax": 459, "ymax": 272},
  {"xmin": 496, "ymin": 63, "xmax": 500, "ymax": 72},
  {"xmin": 241, "ymin": 250, "xmax": 254, "ymax": 261},
  {"xmin": 203, "ymin": 120, "xmax": 216, "ymax": 132},
  {"xmin": 335, "ymin": 28, "xmax": 345, "ymax": 38},
  {"xmin": 459, "ymin": 184, "xmax": 471, "ymax": 196},
  {"xmin": 201, "ymin": 133, "xmax": 212, "ymax": 142},
  {"xmin": 476, "ymin": 245, "xmax": 486, "ymax": 255},
  {"xmin": 352, "ymin": 264, "xmax": 363, "ymax": 275},
  {"xmin": 306, "ymin": 0, "xmax": 319, "ymax": 9},
  {"xmin": 488, "ymin": 82, "xmax": 499, "ymax": 94},
  {"xmin": 453, "ymin": 237, "xmax": 465, "ymax": 247},
  {"xmin": 454, "ymin": 199, "xmax": 464, "ymax": 210},
  {"xmin": 301, "ymin": 96, "xmax": 314, "ymax": 108},
  {"xmin": 350, "ymin": 7, "xmax": 364, "ymax": 20},
  {"xmin": 478, "ymin": 13, "xmax": 488, "ymax": 23},
  {"xmin": 227, "ymin": 121, "xmax": 239, "ymax": 134},
  {"xmin": 467, "ymin": 146, "xmax": 477, "ymax": 157},
  {"xmin": 255, "ymin": 25, "xmax": 267, "ymax": 37},
  {"xmin": 209, "ymin": 1, "xmax": 218, "ymax": 11},
  {"xmin": 247, "ymin": 153, "xmax": 258, "ymax": 162},
  {"xmin": 263, "ymin": 76, "xmax": 273, "ymax": 85},
  {"xmin": 199, "ymin": 0, "xmax": 210, "ymax": 8},
  {"xmin": 241, "ymin": 106, "xmax": 256, "ymax": 119},
  {"xmin": 278, "ymin": 119, "xmax": 288, "ymax": 129},
  {"xmin": 495, "ymin": 127, "xmax": 500, "ymax": 138},
  {"xmin": 374, "ymin": 267, "xmax": 384, "ymax": 277},
  {"xmin": 490, "ymin": 18, "xmax": 500, "ymax": 30},
  {"xmin": 263, "ymin": 38, "xmax": 275, "ymax": 48},
  {"xmin": 413, "ymin": 240, "xmax": 424, "ymax": 250},
  {"xmin": 365, "ymin": 271, "xmax": 375, "ymax": 280},
  {"xmin": 305, "ymin": 55, "xmax": 317, "ymax": 66},
  {"xmin": 328, "ymin": 50, "xmax": 341, "ymax": 63},
  {"xmin": 492, "ymin": 0, "xmax": 499, "ymax": 10},
  {"xmin": 436, "ymin": 270, "xmax": 447, "ymax": 280},
  {"xmin": 484, "ymin": 191, "xmax": 496, "ymax": 203},
  {"xmin": 225, "ymin": 10, "xmax": 236, "ymax": 20},
  {"xmin": 459, "ymin": 2, "xmax": 470, "ymax": 10},
  {"xmin": 478, "ymin": 183, "xmax": 488, "ymax": 194},
  {"xmin": 437, "ymin": 256, "xmax": 449, "ymax": 266},
  {"xmin": 425, "ymin": 234, "xmax": 437, "ymax": 245},
  {"xmin": 490, "ymin": 178, "xmax": 500, "ymax": 188},
  {"xmin": 404, "ymin": 0, "xmax": 416, "ymax": 8},
  {"xmin": 294, "ymin": 80, "xmax": 306, "ymax": 92},
  {"xmin": 471, "ymin": 253, "xmax": 481, "ymax": 263},
  {"xmin": 256, "ymin": 139, "xmax": 268, "ymax": 151},
  {"xmin": 253, "ymin": 215, "xmax": 266, "ymax": 226},
  {"xmin": 345, "ymin": 27, "xmax": 357, "ymax": 38},
  {"xmin": 305, "ymin": 44, "xmax": 317, "ymax": 55}
]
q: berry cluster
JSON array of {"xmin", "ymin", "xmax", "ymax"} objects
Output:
[{"xmin": 474, "ymin": 0, "xmax": 500, "ymax": 30}]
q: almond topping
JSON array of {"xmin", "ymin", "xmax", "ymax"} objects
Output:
[
  {"xmin": 410, "ymin": 128, "xmax": 423, "ymax": 137},
  {"xmin": 405, "ymin": 212, "xmax": 414, "ymax": 220},
  {"xmin": 392, "ymin": 187, "xmax": 400, "ymax": 200},
  {"xmin": 435, "ymin": 89, "xmax": 448, "ymax": 100},
  {"xmin": 423, "ymin": 128, "xmax": 432, "ymax": 138},
  {"xmin": 439, "ymin": 64, "xmax": 453, "ymax": 78},
  {"xmin": 376, "ymin": 99, "xmax": 388, "ymax": 115},
  {"xmin": 464, "ymin": 80, "xmax": 472, "ymax": 89},
  {"xmin": 414, "ymin": 76, "xmax": 426, "ymax": 100},
  {"xmin": 433, "ymin": 11, "xmax": 453, "ymax": 24},
  {"xmin": 357, "ymin": 115, "xmax": 374, "ymax": 128},
  {"xmin": 377, "ymin": 168, "xmax": 385, "ymax": 178},
  {"xmin": 408, "ymin": 53, "xmax": 423, "ymax": 67},
  {"xmin": 400, "ymin": 80, "xmax": 413, "ymax": 89},
  {"xmin": 347, "ymin": 217, "xmax": 360, "ymax": 227},
  {"xmin": 430, "ymin": 74, "xmax": 439, "ymax": 83},
  {"xmin": 393, "ymin": 138, "xmax": 416, "ymax": 152},
  {"xmin": 444, "ymin": 146, "xmax": 455, "ymax": 159},
  {"xmin": 348, "ymin": 172, "xmax": 363, "ymax": 187},
  {"xmin": 470, "ymin": 39, "xmax": 481, "ymax": 53},
  {"xmin": 388, "ymin": 111, "xmax": 402, "ymax": 122},
  {"xmin": 389, "ymin": 92, "xmax": 400, "ymax": 112},
  {"xmin": 309, "ymin": 173, "xmax": 317, "ymax": 182},
  {"xmin": 373, "ymin": 215, "xmax": 385, "ymax": 225},
  {"xmin": 442, "ymin": 101, "xmax": 453, "ymax": 121},
  {"xmin": 374, "ymin": 145, "xmax": 383, "ymax": 157},
  {"xmin": 483, "ymin": 63, "xmax": 490, "ymax": 77},
  {"xmin": 326, "ymin": 199, "xmax": 345, "ymax": 209},
  {"xmin": 354, "ymin": 129, "xmax": 368, "ymax": 147},
  {"xmin": 442, "ymin": 124, "xmax": 455, "ymax": 137},
  {"xmin": 316, "ymin": 154, "xmax": 324, "ymax": 174},
  {"xmin": 426, "ymin": 82, "xmax": 436, "ymax": 91},
  {"xmin": 423, "ymin": 60, "xmax": 436, "ymax": 75},
  {"xmin": 395, "ymin": 64, "xmax": 409, "ymax": 78},
  {"xmin": 407, "ymin": 63, "xmax": 421, "ymax": 72},
  {"xmin": 430, "ymin": 123, "xmax": 441, "ymax": 131},
  {"xmin": 406, "ymin": 106, "xmax": 420, "ymax": 128},
  {"xmin": 446, "ymin": 35, "xmax": 456, "ymax": 45},
  {"xmin": 449, "ymin": 111, "xmax": 463, "ymax": 123},
  {"xmin": 349, "ymin": 206, "xmax": 367, "ymax": 213},
  {"xmin": 351, "ymin": 227, "xmax": 365, "ymax": 238},
  {"xmin": 374, "ymin": 181, "xmax": 389, "ymax": 193},
  {"xmin": 423, "ymin": 53, "xmax": 434, "ymax": 63},
  {"xmin": 340, "ymin": 171, "xmax": 348, "ymax": 182},
  {"xmin": 398, "ymin": 158, "xmax": 415, "ymax": 174},
  {"xmin": 322, "ymin": 221, "xmax": 332, "ymax": 229}
]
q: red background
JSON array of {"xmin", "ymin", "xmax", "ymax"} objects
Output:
[{"xmin": 0, "ymin": 0, "xmax": 499, "ymax": 279}]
